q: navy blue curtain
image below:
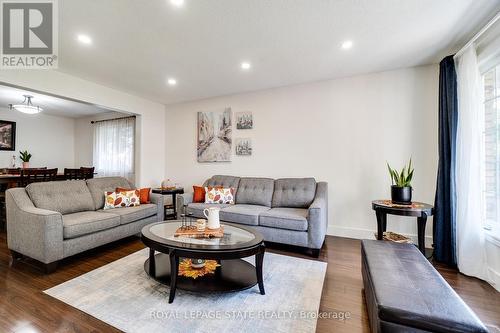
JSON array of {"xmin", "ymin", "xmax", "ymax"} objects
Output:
[{"xmin": 433, "ymin": 55, "xmax": 457, "ymax": 266}]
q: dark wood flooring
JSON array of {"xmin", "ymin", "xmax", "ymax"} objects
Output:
[{"xmin": 0, "ymin": 231, "xmax": 499, "ymax": 333}]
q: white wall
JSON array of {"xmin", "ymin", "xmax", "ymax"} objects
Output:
[
  {"xmin": 0, "ymin": 107, "xmax": 75, "ymax": 169},
  {"xmin": 0, "ymin": 70, "xmax": 167, "ymax": 187},
  {"xmin": 165, "ymin": 65, "xmax": 439, "ymax": 243}
]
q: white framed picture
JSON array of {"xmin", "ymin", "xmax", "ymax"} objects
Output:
[
  {"xmin": 236, "ymin": 111, "xmax": 253, "ymax": 129},
  {"xmin": 197, "ymin": 108, "xmax": 232, "ymax": 162},
  {"xmin": 235, "ymin": 138, "xmax": 252, "ymax": 156}
]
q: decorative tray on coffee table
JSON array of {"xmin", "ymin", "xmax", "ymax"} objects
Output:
[{"xmin": 174, "ymin": 225, "xmax": 224, "ymax": 239}]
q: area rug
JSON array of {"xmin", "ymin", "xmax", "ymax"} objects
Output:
[{"xmin": 44, "ymin": 249, "xmax": 327, "ymax": 333}]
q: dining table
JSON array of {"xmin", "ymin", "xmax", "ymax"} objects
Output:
[{"xmin": 0, "ymin": 173, "xmax": 96, "ymax": 186}]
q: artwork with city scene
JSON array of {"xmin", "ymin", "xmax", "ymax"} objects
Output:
[
  {"xmin": 197, "ymin": 108, "xmax": 232, "ymax": 162},
  {"xmin": 0, "ymin": 120, "xmax": 16, "ymax": 151},
  {"xmin": 236, "ymin": 111, "xmax": 253, "ymax": 129},
  {"xmin": 235, "ymin": 138, "xmax": 252, "ymax": 156}
]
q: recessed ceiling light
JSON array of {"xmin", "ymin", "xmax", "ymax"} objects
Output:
[
  {"xmin": 167, "ymin": 78, "xmax": 177, "ymax": 86},
  {"xmin": 170, "ymin": 0, "xmax": 184, "ymax": 7},
  {"xmin": 241, "ymin": 62, "xmax": 251, "ymax": 70},
  {"xmin": 77, "ymin": 34, "xmax": 92, "ymax": 45},
  {"xmin": 341, "ymin": 40, "xmax": 353, "ymax": 50}
]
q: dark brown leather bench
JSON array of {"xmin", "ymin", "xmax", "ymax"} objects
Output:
[{"xmin": 361, "ymin": 240, "xmax": 488, "ymax": 333}]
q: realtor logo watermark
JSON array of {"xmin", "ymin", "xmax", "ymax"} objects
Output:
[{"xmin": 1, "ymin": 0, "xmax": 58, "ymax": 69}]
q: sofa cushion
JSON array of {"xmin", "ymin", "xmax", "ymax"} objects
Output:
[
  {"xmin": 193, "ymin": 185, "xmax": 206, "ymax": 203},
  {"xmin": 100, "ymin": 204, "xmax": 157, "ymax": 225},
  {"xmin": 220, "ymin": 204, "xmax": 270, "ymax": 226},
  {"xmin": 272, "ymin": 178, "xmax": 316, "ymax": 208},
  {"xmin": 62, "ymin": 211, "xmax": 121, "ymax": 239},
  {"xmin": 26, "ymin": 180, "xmax": 95, "ymax": 215},
  {"xmin": 86, "ymin": 177, "xmax": 132, "ymax": 210},
  {"xmin": 259, "ymin": 207, "xmax": 308, "ymax": 231},
  {"xmin": 205, "ymin": 187, "xmax": 235, "ymax": 204},
  {"xmin": 186, "ymin": 203, "xmax": 231, "ymax": 219},
  {"xmin": 236, "ymin": 178, "xmax": 274, "ymax": 207},
  {"xmin": 116, "ymin": 187, "xmax": 151, "ymax": 204},
  {"xmin": 204, "ymin": 175, "xmax": 240, "ymax": 190},
  {"xmin": 103, "ymin": 190, "xmax": 141, "ymax": 209}
]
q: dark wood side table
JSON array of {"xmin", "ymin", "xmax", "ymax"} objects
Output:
[
  {"xmin": 371, "ymin": 200, "xmax": 434, "ymax": 254},
  {"xmin": 152, "ymin": 188, "xmax": 184, "ymax": 220}
]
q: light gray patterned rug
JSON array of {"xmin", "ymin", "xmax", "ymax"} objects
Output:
[{"xmin": 45, "ymin": 249, "xmax": 327, "ymax": 333}]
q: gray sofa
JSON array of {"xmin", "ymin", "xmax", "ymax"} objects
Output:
[
  {"xmin": 177, "ymin": 175, "xmax": 328, "ymax": 256},
  {"xmin": 6, "ymin": 177, "xmax": 164, "ymax": 272}
]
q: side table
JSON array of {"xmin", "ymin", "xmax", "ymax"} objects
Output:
[
  {"xmin": 371, "ymin": 200, "xmax": 434, "ymax": 254},
  {"xmin": 152, "ymin": 188, "xmax": 184, "ymax": 220}
]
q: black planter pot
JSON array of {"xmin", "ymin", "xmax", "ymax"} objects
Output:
[{"xmin": 391, "ymin": 186, "xmax": 412, "ymax": 205}]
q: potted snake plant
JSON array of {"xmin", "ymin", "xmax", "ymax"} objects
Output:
[
  {"xmin": 387, "ymin": 158, "xmax": 414, "ymax": 204},
  {"xmin": 19, "ymin": 150, "xmax": 32, "ymax": 169}
]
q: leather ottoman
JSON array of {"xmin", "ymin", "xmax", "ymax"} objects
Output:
[{"xmin": 361, "ymin": 240, "xmax": 488, "ymax": 333}]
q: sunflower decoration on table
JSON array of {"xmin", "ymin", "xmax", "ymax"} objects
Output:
[{"xmin": 178, "ymin": 259, "xmax": 221, "ymax": 279}]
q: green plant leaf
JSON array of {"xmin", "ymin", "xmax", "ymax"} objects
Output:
[
  {"xmin": 387, "ymin": 162, "xmax": 394, "ymax": 185},
  {"xmin": 406, "ymin": 169, "xmax": 414, "ymax": 186},
  {"xmin": 398, "ymin": 167, "xmax": 405, "ymax": 187},
  {"xmin": 387, "ymin": 158, "xmax": 415, "ymax": 187},
  {"xmin": 392, "ymin": 169, "xmax": 400, "ymax": 186}
]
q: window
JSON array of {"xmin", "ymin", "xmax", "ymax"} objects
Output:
[
  {"xmin": 93, "ymin": 117, "xmax": 135, "ymax": 182},
  {"xmin": 483, "ymin": 65, "xmax": 500, "ymax": 226}
]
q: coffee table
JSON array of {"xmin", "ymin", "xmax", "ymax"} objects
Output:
[{"xmin": 141, "ymin": 221, "xmax": 265, "ymax": 303}]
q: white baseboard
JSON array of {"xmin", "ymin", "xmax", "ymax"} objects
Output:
[
  {"xmin": 487, "ymin": 267, "xmax": 500, "ymax": 292},
  {"xmin": 485, "ymin": 232, "xmax": 500, "ymax": 292},
  {"xmin": 328, "ymin": 225, "xmax": 433, "ymax": 248}
]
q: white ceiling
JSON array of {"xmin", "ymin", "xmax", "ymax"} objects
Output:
[
  {"xmin": 0, "ymin": 85, "xmax": 117, "ymax": 118},
  {"xmin": 57, "ymin": 0, "xmax": 500, "ymax": 105}
]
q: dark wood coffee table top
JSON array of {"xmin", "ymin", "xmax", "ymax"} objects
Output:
[{"xmin": 141, "ymin": 221, "xmax": 263, "ymax": 252}]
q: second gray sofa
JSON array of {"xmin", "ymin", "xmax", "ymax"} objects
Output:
[{"xmin": 177, "ymin": 175, "xmax": 328, "ymax": 256}]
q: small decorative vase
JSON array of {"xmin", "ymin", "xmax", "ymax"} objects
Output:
[
  {"xmin": 191, "ymin": 259, "xmax": 206, "ymax": 269},
  {"xmin": 203, "ymin": 207, "xmax": 221, "ymax": 230},
  {"xmin": 161, "ymin": 179, "xmax": 174, "ymax": 189},
  {"xmin": 196, "ymin": 219, "xmax": 206, "ymax": 232},
  {"xmin": 22, "ymin": 162, "xmax": 29, "ymax": 169},
  {"xmin": 391, "ymin": 185, "xmax": 412, "ymax": 205}
]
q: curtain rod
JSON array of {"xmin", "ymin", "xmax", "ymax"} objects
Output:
[
  {"xmin": 455, "ymin": 12, "xmax": 500, "ymax": 58},
  {"xmin": 90, "ymin": 115, "xmax": 136, "ymax": 124}
]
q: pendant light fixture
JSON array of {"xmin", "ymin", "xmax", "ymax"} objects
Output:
[{"xmin": 9, "ymin": 95, "xmax": 43, "ymax": 114}]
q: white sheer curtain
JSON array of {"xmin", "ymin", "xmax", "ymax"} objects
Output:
[
  {"xmin": 454, "ymin": 46, "xmax": 489, "ymax": 281},
  {"xmin": 93, "ymin": 117, "xmax": 135, "ymax": 182}
]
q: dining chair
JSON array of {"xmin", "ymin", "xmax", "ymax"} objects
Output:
[
  {"xmin": 19, "ymin": 168, "xmax": 58, "ymax": 187},
  {"xmin": 1, "ymin": 167, "xmax": 53, "ymax": 228},
  {"xmin": 64, "ymin": 168, "xmax": 81, "ymax": 180},
  {"xmin": 80, "ymin": 167, "xmax": 95, "ymax": 180}
]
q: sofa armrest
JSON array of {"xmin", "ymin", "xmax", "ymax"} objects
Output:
[
  {"xmin": 149, "ymin": 193, "xmax": 164, "ymax": 221},
  {"xmin": 6, "ymin": 188, "xmax": 64, "ymax": 264},
  {"xmin": 176, "ymin": 192, "xmax": 193, "ymax": 218},
  {"xmin": 307, "ymin": 182, "xmax": 328, "ymax": 249}
]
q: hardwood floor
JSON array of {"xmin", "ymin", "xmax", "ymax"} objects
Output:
[{"xmin": 0, "ymin": 231, "xmax": 499, "ymax": 333}]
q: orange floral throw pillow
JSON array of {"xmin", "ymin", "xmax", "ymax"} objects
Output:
[
  {"xmin": 205, "ymin": 187, "xmax": 235, "ymax": 204},
  {"xmin": 193, "ymin": 186, "xmax": 206, "ymax": 203},
  {"xmin": 104, "ymin": 190, "xmax": 140, "ymax": 209},
  {"xmin": 116, "ymin": 187, "xmax": 151, "ymax": 204}
]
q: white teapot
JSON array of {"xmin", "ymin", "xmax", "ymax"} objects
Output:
[{"xmin": 203, "ymin": 207, "xmax": 221, "ymax": 229}]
